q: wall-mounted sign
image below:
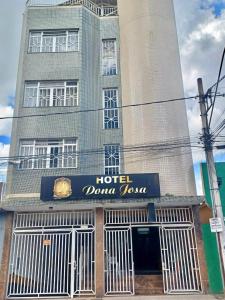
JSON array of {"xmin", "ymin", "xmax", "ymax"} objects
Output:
[
  {"xmin": 40, "ymin": 173, "xmax": 160, "ymax": 201},
  {"xmin": 43, "ymin": 239, "xmax": 51, "ymax": 246},
  {"xmin": 209, "ymin": 217, "xmax": 223, "ymax": 232}
]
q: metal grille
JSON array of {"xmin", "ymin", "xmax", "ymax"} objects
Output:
[
  {"xmin": 105, "ymin": 208, "xmax": 193, "ymax": 225},
  {"xmin": 8, "ymin": 211, "xmax": 96, "ymax": 298},
  {"xmin": 26, "ymin": 0, "xmax": 118, "ymax": 17},
  {"xmin": 156, "ymin": 208, "xmax": 193, "ymax": 223},
  {"xmin": 8, "ymin": 232, "xmax": 72, "ymax": 297},
  {"xmin": 159, "ymin": 227, "xmax": 202, "ymax": 294},
  {"xmin": 104, "ymin": 228, "xmax": 134, "ymax": 295},
  {"xmin": 73, "ymin": 229, "xmax": 95, "ymax": 295},
  {"xmin": 14, "ymin": 211, "xmax": 95, "ymax": 229}
]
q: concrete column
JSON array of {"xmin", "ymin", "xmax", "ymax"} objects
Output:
[
  {"xmin": 193, "ymin": 206, "xmax": 209, "ymax": 292},
  {"xmin": 0, "ymin": 212, "xmax": 13, "ymax": 300},
  {"xmin": 95, "ymin": 207, "xmax": 104, "ymax": 297},
  {"xmin": 117, "ymin": 0, "xmax": 196, "ymax": 196}
]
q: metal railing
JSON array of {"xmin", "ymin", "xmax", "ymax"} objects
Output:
[
  {"xmin": 104, "ymin": 207, "xmax": 193, "ymax": 225},
  {"xmin": 26, "ymin": 0, "xmax": 118, "ymax": 17}
]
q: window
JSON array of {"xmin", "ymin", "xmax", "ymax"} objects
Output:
[
  {"xmin": 28, "ymin": 30, "xmax": 79, "ymax": 53},
  {"xmin": 103, "ymin": 88, "xmax": 119, "ymax": 129},
  {"xmin": 102, "ymin": 39, "xmax": 117, "ymax": 75},
  {"xmin": 24, "ymin": 81, "xmax": 78, "ymax": 107},
  {"xmin": 104, "ymin": 144, "xmax": 120, "ymax": 175},
  {"xmin": 19, "ymin": 139, "xmax": 77, "ymax": 169}
]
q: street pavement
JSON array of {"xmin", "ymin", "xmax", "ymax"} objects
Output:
[{"xmin": 100, "ymin": 296, "xmax": 225, "ymax": 300}]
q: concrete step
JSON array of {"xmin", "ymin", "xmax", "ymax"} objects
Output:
[{"xmin": 135, "ymin": 275, "xmax": 164, "ymax": 295}]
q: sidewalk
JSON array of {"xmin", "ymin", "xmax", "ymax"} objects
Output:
[{"xmin": 101, "ymin": 296, "xmax": 225, "ymax": 300}]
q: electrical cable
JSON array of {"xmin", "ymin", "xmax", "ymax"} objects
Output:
[
  {"xmin": 208, "ymin": 47, "xmax": 225, "ymax": 127},
  {"xmin": 0, "ymin": 95, "xmax": 200, "ymax": 121}
]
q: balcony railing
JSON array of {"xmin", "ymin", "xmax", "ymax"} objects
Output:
[{"xmin": 26, "ymin": 0, "xmax": 118, "ymax": 17}]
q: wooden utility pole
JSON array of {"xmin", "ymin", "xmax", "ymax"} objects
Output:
[{"xmin": 198, "ymin": 78, "xmax": 225, "ymax": 287}]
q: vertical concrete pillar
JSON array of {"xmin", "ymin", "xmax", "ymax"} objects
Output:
[
  {"xmin": 95, "ymin": 207, "xmax": 104, "ymax": 297},
  {"xmin": 117, "ymin": 0, "xmax": 196, "ymax": 196},
  {"xmin": 0, "ymin": 212, "xmax": 13, "ymax": 300},
  {"xmin": 193, "ymin": 206, "xmax": 209, "ymax": 292}
]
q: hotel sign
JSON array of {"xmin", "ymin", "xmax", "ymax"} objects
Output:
[{"xmin": 40, "ymin": 173, "xmax": 160, "ymax": 201}]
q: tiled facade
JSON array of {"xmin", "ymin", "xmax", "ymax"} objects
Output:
[{"xmin": 0, "ymin": 0, "xmax": 209, "ymax": 299}]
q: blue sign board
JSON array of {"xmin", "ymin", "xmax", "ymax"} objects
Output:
[{"xmin": 40, "ymin": 173, "xmax": 160, "ymax": 201}]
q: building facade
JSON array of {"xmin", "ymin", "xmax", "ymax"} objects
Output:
[
  {"xmin": 201, "ymin": 162, "xmax": 225, "ymax": 294},
  {"xmin": 0, "ymin": 0, "xmax": 208, "ymax": 298}
]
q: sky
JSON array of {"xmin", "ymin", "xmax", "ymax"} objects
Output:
[{"xmin": 0, "ymin": 0, "xmax": 225, "ymax": 193}]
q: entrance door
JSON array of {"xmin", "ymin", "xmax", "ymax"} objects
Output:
[
  {"xmin": 132, "ymin": 227, "xmax": 162, "ymax": 275},
  {"xmin": 72, "ymin": 229, "xmax": 95, "ymax": 296},
  {"xmin": 159, "ymin": 227, "xmax": 202, "ymax": 294},
  {"xmin": 104, "ymin": 228, "xmax": 134, "ymax": 295}
]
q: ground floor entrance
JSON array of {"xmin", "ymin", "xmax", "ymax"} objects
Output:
[{"xmin": 7, "ymin": 207, "xmax": 202, "ymax": 298}]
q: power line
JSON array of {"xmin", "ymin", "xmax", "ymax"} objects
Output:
[
  {"xmin": 0, "ymin": 147, "xmax": 203, "ymax": 171},
  {"xmin": 0, "ymin": 138, "xmax": 202, "ymax": 163},
  {"xmin": 0, "ymin": 95, "xmax": 199, "ymax": 121},
  {"xmin": 208, "ymin": 47, "xmax": 225, "ymax": 127}
]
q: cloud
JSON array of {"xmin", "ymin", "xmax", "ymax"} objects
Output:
[
  {"xmin": 0, "ymin": 106, "xmax": 13, "ymax": 137},
  {"xmin": 174, "ymin": 0, "xmax": 225, "ymax": 164},
  {"xmin": 0, "ymin": 143, "xmax": 10, "ymax": 181},
  {"xmin": 0, "ymin": 0, "xmax": 25, "ymax": 107}
]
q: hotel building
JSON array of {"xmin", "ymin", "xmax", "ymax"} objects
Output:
[{"xmin": 0, "ymin": 0, "xmax": 208, "ymax": 298}]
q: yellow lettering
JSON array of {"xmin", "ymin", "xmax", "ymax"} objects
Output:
[
  {"xmin": 127, "ymin": 176, "xmax": 133, "ymax": 183},
  {"xmin": 119, "ymin": 176, "xmax": 126, "ymax": 183},
  {"xmin": 96, "ymin": 177, "xmax": 103, "ymax": 184}
]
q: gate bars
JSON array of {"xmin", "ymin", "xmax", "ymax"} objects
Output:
[
  {"xmin": 104, "ymin": 228, "xmax": 134, "ymax": 295},
  {"xmin": 72, "ymin": 229, "xmax": 95, "ymax": 296},
  {"xmin": 7, "ymin": 211, "xmax": 95, "ymax": 298},
  {"xmin": 104, "ymin": 207, "xmax": 202, "ymax": 295},
  {"xmin": 8, "ymin": 232, "xmax": 72, "ymax": 297},
  {"xmin": 159, "ymin": 227, "xmax": 202, "ymax": 294}
]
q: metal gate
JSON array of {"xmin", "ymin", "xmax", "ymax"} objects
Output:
[
  {"xmin": 72, "ymin": 229, "xmax": 95, "ymax": 296},
  {"xmin": 159, "ymin": 226, "xmax": 202, "ymax": 294},
  {"xmin": 7, "ymin": 211, "xmax": 95, "ymax": 298},
  {"xmin": 104, "ymin": 227, "xmax": 134, "ymax": 295}
]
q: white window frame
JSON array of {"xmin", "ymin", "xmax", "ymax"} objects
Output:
[
  {"xmin": 104, "ymin": 144, "xmax": 120, "ymax": 175},
  {"xmin": 24, "ymin": 81, "xmax": 79, "ymax": 107},
  {"xmin": 28, "ymin": 30, "xmax": 79, "ymax": 53},
  {"xmin": 19, "ymin": 139, "xmax": 78, "ymax": 170},
  {"xmin": 103, "ymin": 88, "xmax": 119, "ymax": 129},
  {"xmin": 102, "ymin": 39, "xmax": 118, "ymax": 76}
]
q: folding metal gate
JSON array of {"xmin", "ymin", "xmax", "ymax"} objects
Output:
[
  {"xmin": 104, "ymin": 227, "xmax": 134, "ymax": 295},
  {"xmin": 7, "ymin": 211, "xmax": 95, "ymax": 298},
  {"xmin": 159, "ymin": 226, "xmax": 202, "ymax": 294}
]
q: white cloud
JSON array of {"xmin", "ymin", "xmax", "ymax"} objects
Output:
[
  {"xmin": 0, "ymin": 0, "xmax": 25, "ymax": 107},
  {"xmin": 0, "ymin": 143, "xmax": 10, "ymax": 181},
  {"xmin": 174, "ymin": 0, "xmax": 225, "ymax": 193},
  {"xmin": 0, "ymin": 143, "xmax": 10, "ymax": 158},
  {"xmin": 0, "ymin": 106, "xmax": 13, "ymax": 136}
]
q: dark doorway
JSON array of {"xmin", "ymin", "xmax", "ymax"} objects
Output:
[{"xmin": 132, "ymin": 227, "xmax": 162, "ymax": 275}]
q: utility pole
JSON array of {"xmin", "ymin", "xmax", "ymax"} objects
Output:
[{"xmin": 198, "ymin": 78, "xmax": 225, "ymax": 286}]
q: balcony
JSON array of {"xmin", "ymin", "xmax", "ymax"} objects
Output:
[{"xmin": 26, "ymin": 0, "xmax": 118, "ymax": 17}]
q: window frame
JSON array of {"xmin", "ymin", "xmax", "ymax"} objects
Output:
[
  {"xmin": 102, "ymin": 39, "xmax": 118, "ymax": 76},
  {"xmin": 28, "ymin": 29, "xmax": 79, "ymax": 53},
  {"xmin": 23, "ymin": 80, "xmax": 79, "ymax": 108},
  {"xmin": 103, "ymin": 88, "xmax": 119, "ymax": 129},
  {"xmin": 19, "ymin": 139, "xmax": 78, "ymax": 170},
  {"xmin": 104, "ymin": 144, "xmax": 120, "ymax": 175}
]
